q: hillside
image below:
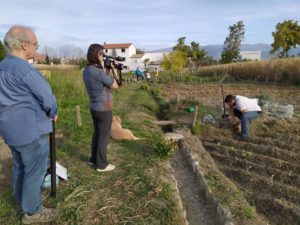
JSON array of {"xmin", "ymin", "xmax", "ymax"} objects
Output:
[{"xmin": 148, "ymin": 44, "xmax": 300, "ymax": 59}]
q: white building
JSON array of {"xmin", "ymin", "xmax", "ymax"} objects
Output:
[
  {"xmin": 240, "ymin": 51, "xmax": 261, "ymax": 61},
  {"xmin": 103, "ymin": 43, "xmax": 166, "ymax": 71}
]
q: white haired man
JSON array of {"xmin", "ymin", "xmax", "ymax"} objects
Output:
[{"xmin": 0, "ymin": 25, "xmax": 58, "ymax": 224}]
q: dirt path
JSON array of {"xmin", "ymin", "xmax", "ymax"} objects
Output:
[
  {"xmin": 172, "ymin": 150, "xmax": 217, "ymax": 225},
  {"xmin": 0, "ymin": 138, "xmax": 12, "ymax": 192}
]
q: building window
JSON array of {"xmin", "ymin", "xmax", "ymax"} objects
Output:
[
  {"xmin": 105, "ymin": 49, "xmax": 108, "ymax": 53},
  {"xmin": 121, "ymin": 48, "xmax": 125, "ymax": 52},
  {"xmin": 122, "ymin": 57, "xmax": 126, "ymax": 61}
]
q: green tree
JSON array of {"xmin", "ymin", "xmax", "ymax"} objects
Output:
[
  {"xmin": 136, "ymin": 48, "xmax": 145, "ymax": 54},
  {"xmin": 45, "ymin": 53, "xmax": 50, "ymax": 64},
  {"xmin": 270, "ymin": 20, "xmax": 300, "ymax": 58},
  {"xmin": 173, "ymin": 38, "xmax": 207, "ymax": 65},
  {"xmin": 161, "ymin": 51, "xmax": 187, "ymax": 75},
  {"xmin": 0, "ymin": 40, "xmax": 7, "ymax": 61},
  {"xmin": 78, "ymin": 58, "xmax": 88, "ymax": 69},
  {"xmin": 221, "ymin": 21, "xmax": 245, "ymax": 63},
  {"xmin": 52, "ymin": 57, "xmax": 61, "ymax": 65},
  {"xmin": 190, "ymin": 41, "xmax": 207, "ymax": 61},
  {"xmin": 173, "ymin": 37, "xmax": 190, "ymax": 57}
]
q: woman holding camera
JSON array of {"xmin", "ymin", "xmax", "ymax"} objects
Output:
[{"xmin": 83, "ymin": 44, "xmax": 119, "ymax": 172}]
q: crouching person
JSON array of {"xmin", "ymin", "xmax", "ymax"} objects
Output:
[
  {"xmin": 0, "ymin": 26, "xmax": 58, "ymax": 224},
  {"xmin": 225, "ymin": 95, "xmax": 261, "ymax": 139}
]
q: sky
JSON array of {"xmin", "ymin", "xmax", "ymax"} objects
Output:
[{"xmin": 0, "ymin": 0, "xmax": 299, "ymax": 53}]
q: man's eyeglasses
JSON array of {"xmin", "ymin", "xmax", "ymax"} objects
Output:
[
  {"xmin": 18, "ymin": 39, "xmax": 39, "ymax": 50},
  {"xmin": 29, "ymin": 41, "xmax": 39, "ymax": 50}
]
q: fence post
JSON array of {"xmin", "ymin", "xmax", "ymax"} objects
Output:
[
  {"xmin": 176, "ymin": 93, "xmax": 181, "ymax": 110},
  {"xmin": 75, "ymin": 105, "xmax": 82, "ymax": 127},
  {"xmin": 192, "ymin": 106, "xmax": 199, "ymax": 127}
]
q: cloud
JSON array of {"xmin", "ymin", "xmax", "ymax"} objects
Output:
[{"xmin": 0, "ymin": 0, "xmax": 299, "ymax": 50}]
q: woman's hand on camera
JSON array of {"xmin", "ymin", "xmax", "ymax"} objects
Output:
[
  {"xmin": 111, "ymin": 67, "xmax": 118, "ymax": 75},
  {"xmin": 111, "ymin": 79, "xmax": 119, "ymax": 89}
]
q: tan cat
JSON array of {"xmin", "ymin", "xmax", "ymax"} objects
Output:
[{"xmin": 111, "ymin": 116, "xmax": 140, "ymax": 140}]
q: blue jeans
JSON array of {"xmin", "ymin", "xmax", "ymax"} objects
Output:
[
  {"xmin": 234, "ymin": 109, "xmax": 261, "ymax": 137},
  {"xmin": 9, "ymin": 135, "xmax": 49, "ymax": 214}
]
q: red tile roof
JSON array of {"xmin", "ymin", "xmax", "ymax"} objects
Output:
[
  {"xmin": 33, "ymin": 53, "xmax": 46, "ymax": 61},
  {"xmin": 103, "ymin": 43, "xmax": 132, "ymax": 49}
]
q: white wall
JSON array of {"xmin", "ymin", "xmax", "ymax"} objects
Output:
[
  {"xmin": 240, "ymin": 51, "xmax": 261, "ymax": 61},
  {"xmin": 127, "ymin": 57, "xmax": 145, "ymax": 71},
  {"xmin": 104, "ymin": 46, "xmax": 167, "ymax": 71},
  {"xmin": 104, "ymin": 44, "xmax": 137, "ymax": 69},
  {"xmin": 128, "ymin": 45, "xmax": 136, "ymax": 58},
  {"xmin": 143, "ymin": 52, "xmax": 165, "ymax": 61},
  {"xmin": 126, "ymin": 52, "xmax": 166, "ymax": 71}
]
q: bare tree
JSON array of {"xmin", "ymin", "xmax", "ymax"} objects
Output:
[
  {"xmin": 58, "ymin": 44, "xmax": 85, "ymax": 59},
  {"xmin": 41, "ymin": 46, "xmax": 56, "ymax": 58}
]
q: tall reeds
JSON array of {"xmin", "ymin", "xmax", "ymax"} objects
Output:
[{"xmin": 198, "ymin": 58, "xmax": 300, "ymax": 85}]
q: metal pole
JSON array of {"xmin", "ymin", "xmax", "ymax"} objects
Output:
[{"xmin": 50, "ymin": 121, "xmax": 56, "ymax": 197}]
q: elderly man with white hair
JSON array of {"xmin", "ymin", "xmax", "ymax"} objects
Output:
[{"xmin": 0, "ymin": 25, "xmax": 58, "ymax": 224}]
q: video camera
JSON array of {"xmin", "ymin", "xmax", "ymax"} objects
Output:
[
  {"xmin": 103, "ymin": 54, "xmax": 124, "ymax": 71},
  {"xmin": 103, "ymin": 54, "xmax": 124, "ymax": 86}
]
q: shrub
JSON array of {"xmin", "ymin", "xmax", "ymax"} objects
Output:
[
  {"xmin": 152, "ymin": 133, "xmax": 175, "ymax": 160},
  {"xmin": 184, "ymin": 75, "xmax": 193, "ymax": 83},
  {"xmin": 140, "ymin": 83, "xmax": 151, "ymax": 92},
  {"xmin": 191, "ymin": 121, "xmax": 201, "ymax": 135}
]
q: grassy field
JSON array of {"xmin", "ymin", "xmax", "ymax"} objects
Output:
[{"xmin": 0, "ymin": 69, "xmax": 183, "ymax": 225}]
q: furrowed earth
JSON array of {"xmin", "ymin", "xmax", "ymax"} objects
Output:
[{"xmin": 161, "ymin": 83, "xmax": 300, "ymax": 225}]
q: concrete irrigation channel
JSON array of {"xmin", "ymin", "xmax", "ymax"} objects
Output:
[{"xmin": 160, "ymin": 125, "xmax": 234, "ymax": 225}]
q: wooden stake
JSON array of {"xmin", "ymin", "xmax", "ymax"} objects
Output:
[
  {"xmin": 192, "ymin": 106, "xmax": 199, "ymax": 127},
  {"xmin": 176, "ymin": 93, "xmax": 181, "ymax": 110},
  {"xmin": 75, "ymin": 105, "xmax": 82, "ymax": 127}
]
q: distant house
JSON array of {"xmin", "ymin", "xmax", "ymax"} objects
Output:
[
  {"xmin": 103, "ymin": 43, "xmax": 166, "ymax": 71},
  {"xmin": 240, "ymin": 51, "xmax": 261, "ymax": 61},
  {"xmin": 61, "ymin": 58, "xmax": 78, "ymax": 65},
  {"xmin": 33, "ymin": 53, "xmax": 46, "ymax": 64}
]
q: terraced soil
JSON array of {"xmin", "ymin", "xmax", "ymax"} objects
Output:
[
  {"xmin": 202, "ymin": 135, "xmax": 300, "ymax": 225},
  {"xmin": 162, "ymin": 84, "xmax": 300, "ymax": 112},
  {"xmin": 162, "ymin": 84, "xmax": 300, "ymax": 225}
]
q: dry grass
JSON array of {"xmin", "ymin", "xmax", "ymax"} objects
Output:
[
  {"xmin": 198, "ymin": 57, "xmax": 300, "ymax": 85},
  {"xmin": 35, "ymin": 64, "xmax": 80, "ymax": 70}
]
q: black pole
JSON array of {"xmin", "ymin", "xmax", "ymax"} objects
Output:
[
  {"xmin": 50, "ymin": 121, "xmax": 56, "ymax": 197},
  {"xmin": 117, "ymin": 69, "xmax": 122, "ymax": 86}
]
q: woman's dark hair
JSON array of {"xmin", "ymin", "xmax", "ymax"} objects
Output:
[
  {"xmin": 225, "ymin": 95, "xmax": 235, "ymax": 103},
  {"xmin": 87, "ymin": 44, "xmax": 104, "ymax": 67}
]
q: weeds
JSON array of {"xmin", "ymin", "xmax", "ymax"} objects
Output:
[
  {"xmin": 242, "ymin": 206, "xmax": 256, "ymax": 219},
  {"xmin": 151, "ymin": 133, "xmax": 175, "ymax": 160}
]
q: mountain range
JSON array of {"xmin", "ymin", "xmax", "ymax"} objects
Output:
[{"xmin": 148, "ymin": 44, "xmax": 300, "ymax": 59}]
